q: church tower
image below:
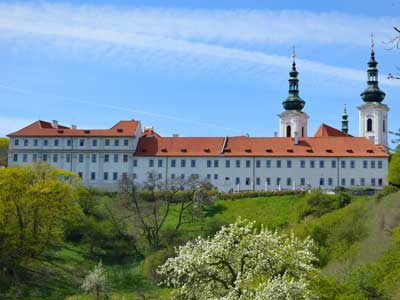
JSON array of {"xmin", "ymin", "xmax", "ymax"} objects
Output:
[
  {"xmin": 358, "ymin": 35, "xmax": 389, "ymax": 147},
  {"xmin": 342, "ymin": 104, "xmax": 349, "ymax": 135},
  {"xmin": 279, "ymin": 48, "xmax": 308, "ymax": 138}
]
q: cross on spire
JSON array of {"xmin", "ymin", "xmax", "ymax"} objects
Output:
[
  {"xmin": 370, "ymin": 33, "xmax": 375, "ymax": 51},
  {"xmin": 292, "ymin": 45, "xmax": 296, "ymax": 63}
]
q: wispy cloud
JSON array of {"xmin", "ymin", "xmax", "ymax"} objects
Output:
[
  {"xmin": 0, "ymin": 116, "xmax": 34, "ymax": 136},
  {"xmin": 0, "ymin": 2, "xmax": 399, "ymax": 85}
]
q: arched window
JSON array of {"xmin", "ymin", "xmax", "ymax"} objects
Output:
[
  {"xmin": 383, "ymin": 119, "xmax": 386, "ymax": 133},
  {"xmin": 286, "ymin": 125, "xmax": 291, "ymax": 137},
  {"xmin": 367, "ymin": 118, "xmax": 373, "ymax": 132},
  {"xmin": 301, "ymin": 127, "xmax": 305, "ymax": 137}
]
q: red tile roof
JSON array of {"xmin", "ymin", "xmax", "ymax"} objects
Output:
[
  {"xmin": 8, "ymin": 120, "xmax": 139, "ymax": 137},
  {"xmin": 314, "ymin": 123, "xmax": 349, "ymax": 137}
]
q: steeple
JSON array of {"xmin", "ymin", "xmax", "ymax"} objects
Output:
[
  {"xmin": 282, "ymin": 46, "xmax": 305, "ymax": 111},
  {"xmin": 341, "ymin": 104, "xmax": 349, "ymax": 135},
  {"xmin": 360, "ymin": 34, "xmax": 386, "ymax": 103}
]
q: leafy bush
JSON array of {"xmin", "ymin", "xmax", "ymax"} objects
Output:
[
  {"xmin": 219, "ymin": 190, "xmax": 304, "ymax": 201},
  {"xmin": 375, "ymin": 185, "xmax": 398, "ymax": 201},
  {"xmin": 143, "ymin": 248, "xmax": 175, "ymax": 282}
]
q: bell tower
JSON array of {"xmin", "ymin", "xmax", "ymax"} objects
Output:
[
  {"xmin": 278, "ymin": 47, "xmax": 308, "ymax": 138},
  {"xmin": 358, "ymin": 35, "xmax": 389, "ymax": 147}
]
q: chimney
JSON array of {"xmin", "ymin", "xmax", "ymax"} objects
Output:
[
  {"xmin": 294, "ymin": 131, "xmax": 299, "ymax": 145},
  {"xmin": 71, "ymin": 124, "xmax": 77, "ymax": 130},
  {"xmin": 52, "ymin": 120, "xmax": 59, "ymax": 129}
]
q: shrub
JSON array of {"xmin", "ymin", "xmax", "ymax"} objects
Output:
[
  {"xmin": 219, "ymin": 190, "xmax": 304, "ymax": 201},
  {"xmin": 143, "ymin": 248, "xmax": 175, "ymax": 282}
]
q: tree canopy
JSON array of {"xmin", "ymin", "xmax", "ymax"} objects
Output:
[
  {"xmin": 0, "ymin": 137, "xmax": 9, "ymax": 166},
  {"xmin": 388, "ymin": 145, "xmax": 400, "ymax": 186}
]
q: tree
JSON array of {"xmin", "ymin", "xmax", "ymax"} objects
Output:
[
  {"xmin": 81, "ymin": 261, "xmax": 109, "ymax": 300},
  {"xmin": 0, "ymin": 163, "xmax": 80, "ymax": 276},
  {"xmin": 388, "ymin": 145, "xmax": 400, "ymax": 186},
  {"xmin": 388, "ymin": 26, "xmax": 400, "ymax": 80},
  {"xmin": 158, "ymin": 219, "xmax": 317, "ymax": 300},
  {"xmin": 0, "ymin": 137, "xmax": 9, "ymax": 166}
]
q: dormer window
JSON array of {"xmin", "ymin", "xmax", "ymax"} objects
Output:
[
  {"xmin": 204, "ymin": 148, "xmax": 211, "ymax": 153},
  {"xmin": 265, "ymin": 149, "xmax": 273, "ymax": 153},
  {"xmin": 117, "ymin": 129, "xmax": 123, "ymax": 133},
  {"xmin": 224, "ymin": 148, "xmax": 231, "ymax": 153},
  {"xmin": 245, "ymin": 149, "xmax": 252, "ymax": 153},
  {"xmin": 161, "ymin": 148, "xmax": 168, "ymax": 153},
  {"xmin": 84, "ymin": 130, "xmax": 90, "ymax": 134},
  {"xmin": 346, "ymin": 149, "xmax": 353, "ymax": 153},
  {"xmin": 367, "ymin": 149, "xmax": 374, "ymax": 153},
  {"xmin": 181, "ymin": 148, "xmax": 187, "ymax": 153},
  {"xmin": 325, "ymin": 149, "xmax": 333, "ymax": 153},
  {"xmin": 57, "ymin": 129, "xmax": 64, "ymax": 134},
  {"xmin": 287, "ymin": 149, "xmax": 294, "ymax": 153},
  {"xmin": 306, "ymin": 149, "xmax": 313, "ymax": 153}
]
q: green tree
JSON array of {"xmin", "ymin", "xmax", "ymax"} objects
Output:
[
  {"xmin": 388, "ymin": 145, "xmax": 400, "ymax": 186},
  {"xmin": 0, "ymin": 137, "xmax": 9, "ymax": 166},
  {"xmin": 0, "ymin": 163, "xmax": 81, "ymax": 276}
]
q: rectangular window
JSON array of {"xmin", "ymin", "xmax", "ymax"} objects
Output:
[
  {"xmin": 158, "ymin": 159, "xmax": 163, "ymax": 168},
  {"xmin": 79, "ymin": 139, "xmax": 85, "ymax": 147},
  {"xmin": 300, "ymin": 178, "xmax": 305, "ymax": 186},
  {"xmin": 42, "ymin": 154, "xmax": 48, "ymax": 162},
  {"xmin": 207, "ymin": 160, "xmax": 212, "ymax": 168},
  {"xmin": 246, "ymin": 160, "xmax": 251, "ymax": 168},
  {"xmin": 133, "ymin": 159, "xmax": 137, "ymax": 167},
  {"xmin": 235, "ymin": 177, "xmax": 240, "ymax": 185},
  {"xmin": 331, "ymin": 160, "xmax": 337, "ymax": 168},
  {"xmin": 266, "ymin": 160, "xmax": 271, "ymax": 168},
  {"xmin": 66, "ymin": 154, "xmax": 71, "ymax": 163},
  {"xmin": 54, "ymin": 139, "xmax": 59, "ymax": 147},
  {"xmin": 287, "ymin": 177, "xmax": 292, "ymax": 186},
  {"xmin": 113, "ymin": 172, "xmax": 118, "ymax": 181},
  {"xmin": 319, "ymin": 160, "xmax": 324, "ymax": 168},
  {"xmin": 92, "ymin": 139, "xmax": 97, "ymax": 147},
  {"xmin": 24, "ymin": 139, "xmax": 28, "ymax": 146},
  {"xmin": 310, "ymin": 160, "xmax": 315, "ymax": 168},
  {"xmin": 149, "ymin": 159, "xmax": 154, "ymax": 167},
  {"xmin": 378, "ymin": 161, "xmax": 383, "ymax": 169},
  {"xmin": 320, "ymin": 178, "xmax": 325, "ymax": 186},
  {"xmin": 360, "ymin": 178, "xmax": 365, "ymax": 186},
  {"xmin": 14, "ymin": 139, "xmax": 19, "ymax": 146},
  {"xmin": 104, "ymin": 154, "xmax": 109, "ymax": 162},
  {"xmin": 207, "ymin": 174, "xmax": 211, "ymax": 180},
  {"xmin": 378, "ymin": 178, "xmax": 383, "ymax": 186},
  {"xmin": 191, "ymin": 160, "xmax": 196, "ymax": 168},
  {"xmin": 236, "ymin": 160, "xmax": 241, "ymax": 168},
  {"xmin": 123, "ymin": 154, "xmax": 129, "ymax": 163},
  {"xmin": 363, "ymin": 160, "xmax": 368, "ymax": 168},
  {"xmin": 78, "ymin": 172, "xmax": 83, "ymax": 179},
  {"xmin": 114, "ymin": 154, "xmax": 119, "ymax": 163},
  {"xmin": 245, "ymin": 177, "xmax": 251, "ymax": 185},
  {"xmin": 341, "ymin": 178, "xmax": 346, "ymax": 186},
  {"xmin": 91, "ymin": 154, "xmax": 96, "ymax": 163},
  {"xmin": 23, "ymin": 154, "xmax": 28, "ymax": 162},
  {"xmin": 371, "ymin": 161, "xmax": 376, "ymax": 169},
  {"xmin": 171, "ymin": 159, "xmax": 176, "ymax": 168},
  {"xmin": 33, "ymin": 139, "xmax": 38, "ymax": 147},
  {"xmin": 32, "ymin": 154, "xmax": 37, "ymax": 162},
  {"xmin": 53, "ymin": 154, "xmax": 58, "ymax": 163},
  {"xmin": 276, "ymin": 178, "xmax": 281, "ymax": 186},
  {"xmin": 67, "ymin": 139, "xmax": 72, "ymax": 147},
  {"xmin": 214, "ymin": 174, "xmax": 218, "ymax": 180},
  {"xmin": 79, "ymin": 154, "xmax": 84, "ymax": 163},
  {"xmin": 133, "ymin": 173, "xmax": 137, "ymax": 179},
  {"xmin": 214, "ymin": 160, "xmax": 219, "ymax": 168},
  {"xmin": 266, "ymin": 177, "xmax": 271, "ymax": 186},
  {"xmin": 91, "ymin": 172, "xmax": 96, "ymax": 181},
  {"xmin": 341, "ymin": 160, "xmax": 346, "ymax": 168},
  {"xmin": 256, "ymin": 177, "xmax": 261, "ymax": 185},
  {"xmin": 351, "ymin": 178, "xmax": 355, "ymax": 186},
  {"xmin": 44, "ymin": 139, "xmax": 48, "ymax": 146},
  {"xmin": 114, "ymin": 139, "xmax": 119, "ymax": 146},
  {"xmin": 180, "ymin": 174, "xmax": 185, "ymax": 180},
  {"xmin": 225, "ymin": 160, "xmax": 231, "ymax": 168},
  {"xmin": 350, "ymin": 160, "xmax": 355, "ymax": 169},
  {"xmin": 256, "ymin": 160, "xmax": 261, "ymax": 168},
  {"xmin": 328, "ymin": 178, "xmax": 333, "ymax": 186},
  {"xmin": 158, "ymin": 173, "xmax": 162, "ymax": 180},
  {"xmin": 105, "ymin": 139, "xmax": 110, "ymax": 146},
  {"xmin": 124, "ymin": 139, "xmax": 129, "ymax": 146},
  {"xmin": 181, "ymin": 160, "xmax": 186, "ymax": 168},
  {"xmin": 171, "ymin": 174, "xmax": 176, "ymax": 180},
  {"xmin": 276, "ymin": 160, "xmax": 281, "ymax": 168},
  {"xmin": 371, "ymin": 178, "xmax": 376, "ymax": 186},
  {"xmin": 104, "ymin": 172, "xmax": 108, "ymax": 181},
  {"xmin": 300, "ymin": 160, "xmax": 306, "ymax": 168},
  {"xmin": 287, "ymin": 160, "xmax": 292, "ymax": 168}
]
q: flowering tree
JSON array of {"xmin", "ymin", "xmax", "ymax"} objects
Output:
[
  {"xmin": 158, "ymin": 219, "xmax": 317, "ymax": 300},
  {"xmin": 81, "ymin": 261, "xmax": 109, "ymax": 300}
]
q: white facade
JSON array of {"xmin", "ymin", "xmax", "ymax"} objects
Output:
[
  {"xmin": 278, "ymin": 111, "xmax": 308, "ymax": 138},
  {"xmin": 358, "ymin": 103, "xmax": 389, "ymax": 147}
]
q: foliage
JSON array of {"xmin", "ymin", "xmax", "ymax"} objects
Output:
[
  {"xmin": 219, "ymin": 190, "xmax": 304, "ymax": 200},
  {"xmin": 158, "ymin": 218, "xmax": 318, "ymax": 300},
  {"xmin": 0, "ymin": 163, "xmax": 80, "ymax": 273},
  {"xmin": 388, "ymin": 145, "xmax": 400, "ymax": 186},
  {"xmin": 143, "ymin": 247, "xmax": 175, "ymax": 282},
  {"xmin": 375, "ymin": 185, "xmax": 398, "ymax": 201},
  {"xmin": 0, "ymin": 137, "xmax": 8, "ymax": 167},
  {"xmin": 81, "ymin": 261, "xmax": 109, "ymax": 300}
]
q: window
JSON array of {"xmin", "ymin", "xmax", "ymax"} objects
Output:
[
  {"xmin": 32, "ymin": 154, "xmax": 37, "ymax": 162},
  {"xmin": 207, "ymin": 174, "xmax": 211, "ymax": 180},
  {"xmin": 180, "ymin": 174, "xmax": 185, "ymax": 180},
  {"xmin": 300, "ymin": 178, "xmax": 305, "ymax": 186},
  {"xmin": 276, "ymin": 178, "xmax": 281, "ymax": 186},
  {"xmin": 14, "ymin": 139, "xmax": 19, "ymax": 146},
  {"xmin": 341, "ymin": 178, "xmax": 346, "ymax": 186},
  {"xmin": 170, "ymin": 159, "xmax": 176, "ymax": 168},
  {"xmin": 236, "ymin": 160, "xmax": 241, "ymax": 168},
  {"xmin": 13, "ymin": 154, "xmax": 18, "ymax": 162},
  {"xmin": 24, "ymin": 139, "xmax": 28, "ymax": 146},
  {"xmin": 124, "ymin": 139, "xmax": 129, "ymax": 146},
  {"xmin": 104, "ymin": 172, "xmax": 108, "ymax": 181},
  {"xmin": 256, "ymin": 177, "xmax": 261, "ymax": 185},
  {"xmin": 371, "ymin": 161, "xmax": 376, "ymax": 169},
  {"xmin": 53, "ymin": 154, "xmax": 58, "ymax": 163},
  {"xmin": 66, "ymin": 154, "xmax": 71, "ymax": 163},
  {"xmin": 78, "ymin": 172, "xmax": 83, "ymax": 179},
  {"xmin": 331, "ymin": 160, "xmax": 337, "ymax": 168},
  {"xmin": 302, "ymin": 127, "xmax": 305, "ymax": 137},
  {"xmin": 246, "ymin": 160, "xmax": 251, "ymax": 168},
  {"xmin": 310, "ymin": 160, "xmax": 315, "ymax": 168},
  {"xmin": 105, "ymin": 139, "xmax": 110, "ymax": 146},
  {"xmin": 121, "ymin": 154, "xmax": 127, "ymax": 163},
  {"xmin": 378, "ymin": 160, "xmax": 383, "ymax": 169},
  {"xmin": 287, "ymin": 177, "xmax": 292, "ymax": 186},
  {"xmin": 191, "ymin": 160, "xmax": 196, "ymax": 168},
  {"xmin": 54, "ymin": 139, "xmax": 59, "ymax": 147},
  {"xmin": 214, "ymin": 160, "xmax": 219, "ymax": 168},
  {"xmin": 300, "ymin": 160, "xmax": 306, "ymax": 168},
  {"xmin": 276, "ymin": 160, "xmax": 281, "ymax": 168},
  {"xmin": 171, "ymin": 174, "xmax": 176, "ymax": 180},
  {"xmin": 363, "ymin": 160, "xmax": 368, "ymax": 168},
  {"xmin": 341, "ymin": 160, "xmax": 346, "ymax": 168},
  {"xmin": 245, "ymin": 177, "xmax": 251, "ymax": 185},
  {"xmin": 266, "ymin": 177, "xmax": 271, "ymax": 186},
  {"xmin": 328, "ymin": 178, "xmax": 333, "ymax": 186},
  {"xmin": 44, "ymin": 139, "xmax": 48, "ymax": 146},
  {"xmin": 360, "ymin": 178, "xmax": 365, "ymax": 186},
  {"xmin": 378, "ymin": 178, "xmax": 383, "ymax": 186},
  {"xmin": 158, "ymin": 159, "xmax": 163, "ymax": 168},
  {"xmin": 114, "ymin": 154, "xmax": 119, "ymax": 163},
  {"xmin": 266, "ymin": 159, "xmax": 271, "ymax": 168},
  {"xmin": 371, "ymin": 178, "xmax": 376, "ymax": 186},
  {"xmin": 181, "ymin": 160, "xmax": 186, "ymax": 168},
  {"xmin": 79, "ymin": 154, "xmax": 84, "ymax": 163},
  {"xmin": 383, "ymin": 119, "xmax": 386, "ymax": 133},
  {"xmin": 235, "ymin": 177, "xmax": 240, "ymax": 185},
  {"xmin": 207, "ymin": 160, "xmax": 212, "ymax": 168},
  {"xmin": 320, "ymin": 178, "xmax": 325, "ymax": 186},
  {"xmin": 149, "ymin": 159, "xmax": 154, "ymax": 167},
  {"xmin": 214, "ymin": 174, "xmax": 218, "ymax": 180},
  {"xmin": 114, "ymin": 139, "xmax": 119, "ymax": 146},
  {"xmin": 113, "ymin": 172, "xmax": 118, "ymax": 181},
  {"xmin": 79, "ymin": 139, "xmax": 85, "ymax": 147},
  {"xmin": 350, "ymin": 160, "xmax": 355, "ymax": 169},
  {"xmin": 256, "ymin": 160, "xmax": 261, "ymax": 168},
  {"xmin": 225, "ymin": 160, "xmax": 231, "ymax": 168},
  {"xmin": 286, "ymin": 125, "xmax": 291, "ymax": 137},
  {"xmin": 42, "ymin": 154, "xmax": 48, "ymax": 162},
  {"xmin": 287, "ymin": 160, "xmax": 292, "ymax": 168},
  {"xmin": 91, "ymin": 154, "xmax": 97, "ymax": 163},
  {"xmin": 319, "ymin": 160, "xmax": 324, "ymax": 168},
  {"xmin": 23, "ymin": 154, "xmax": 28, "ymax": 162},
  {"xmin": 158, "ymin": 173, "xmax": 162, "ymax": 180},
  {"xmin": 67, "ymin": 139, "xmax": 72, "ymax": 147},
  {"xmin": 367, "ymin": 118, "xmax": 373, "ymax": 132},
  {"xmin": 350, "ymin": 178, "xmax": 355, "ymax": 186},
  {"xmin": 91, "ymin": 172, "xmax": 96, "ymax": 181},
  {"xmin": 92, "ymin": 139, "xmax": 97, "ymax": 147},
  {"xmin": 104, "ymin": 154, "xmax": 109, "ymax": 162},
  {"xmin": 33, "ymin": 139, "xmax": 38, "ymax": 146}
]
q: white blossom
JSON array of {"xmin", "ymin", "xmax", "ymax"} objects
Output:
[{"xmin": 81, "ymin": 261, "xmax": 109, "ymax": 300}]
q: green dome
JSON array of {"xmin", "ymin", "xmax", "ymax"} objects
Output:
[
  {"xmin": 361, "ymin": 49, "xmax": 386, "ymax": 103},
  {"xmin": 282, "ymin": 62, "xmax": 305, "ymax": 112}
]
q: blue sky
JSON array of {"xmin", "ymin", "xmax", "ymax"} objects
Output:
[{"xmin": 1, "ymin": 0, "xmax": 400, "ymax": 146}]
